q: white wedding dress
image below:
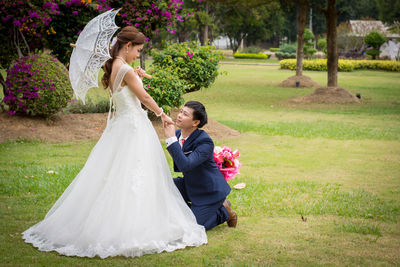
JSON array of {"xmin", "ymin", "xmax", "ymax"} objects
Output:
[{"xmin": 22, "ymin": 64, "xmax": 207, "ymax": 258}]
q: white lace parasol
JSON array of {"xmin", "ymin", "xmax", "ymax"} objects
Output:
[{"xmin": 69, "ymin": 9, "xmax": 120, "ymax": 104}]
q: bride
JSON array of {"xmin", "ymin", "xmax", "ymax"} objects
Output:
[{"xmin": 22, "ymin": 26, "xmax": 207, "ymax": 258}]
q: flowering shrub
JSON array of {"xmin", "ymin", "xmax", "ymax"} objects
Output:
[
  {"xmin": 116, "ymin": 0, "xmax": 186, "ymax": 41},
  {"xmin": 3, "ymin": 53, "xmax": 73, "ymax": 117},
  {"xmin": 0, "ymin": 0, "xmax": 186, "ymax": 68},
  {"xmin": 233, "ymin": 52, "xmax": 270, "ymax": 59},
  {"xmin": 213, "ymin": 146, "xmax": 241, "ymax": 181},
  {"xmin": 280, "ymin": 59, "xmax": 400, "ymax": 72},
  {"xmin": 151, "ymin": 42, "xmax": 224, "ymax": 92},
  {"xmin": 143, "ymin": 66, "xmax": 187, "ymax": 114},
  {"xmin": 46, "ymin": 0, "xmax": 103, "ymax": 64},
  {"xmin": 0, "ymin": 0, "xmax": 59, "ymax": 67}
]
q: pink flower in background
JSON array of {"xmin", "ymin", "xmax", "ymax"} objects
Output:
[
  {"xmin": 213, "ymin": 146, "xmax": 241, "ymax": 181},
  {"xmin": 186, "ymin": 51, "xmax": 193, "ymax": 59}
]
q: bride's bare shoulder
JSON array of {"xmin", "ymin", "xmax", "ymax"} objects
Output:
[
  {"xmin": 111, "ymin": 61, "xmax": 125, "ymax": 74},
  {"xmin": 109, "ymin": 61, "xmax": 125, "ymax": 89}
]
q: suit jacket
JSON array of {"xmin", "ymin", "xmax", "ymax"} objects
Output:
[{"xmin": 167, "ymin": 129, "xmax": 231, "ymax": 206}]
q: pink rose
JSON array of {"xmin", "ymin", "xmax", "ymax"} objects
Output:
[{"xmin": 232, "ymin": 150, "xmax": 240, "ymax": 158}]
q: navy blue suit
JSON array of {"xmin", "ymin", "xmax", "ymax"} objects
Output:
[{"xmin": 167, "ymin": 129, "xmax": 231, "ymax": 230}]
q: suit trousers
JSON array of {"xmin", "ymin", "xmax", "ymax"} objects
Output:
[{"xmin": 173, "ymin": 177, "xmax": 229, "ymax": 230}]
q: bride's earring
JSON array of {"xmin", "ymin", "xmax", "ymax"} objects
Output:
[{"xmin": 126, "ymin": 49, "xmax": 128, "ymax": 54}]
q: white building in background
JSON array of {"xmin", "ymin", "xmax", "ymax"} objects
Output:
[
  {"xmin": 212, "ymin": 36, "xmax": 230, "ymax": 49},
  {"xmin": 380, "ymin": 40, "xmax": 400, "ymax": 60},
  {"xmin": 349, "ymin": 20, "xmax": 400, "ymax": 60}
]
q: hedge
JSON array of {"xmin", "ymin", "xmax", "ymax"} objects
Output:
[
  {"xmin": 280, "ymin": 59, "xmax": 400, "ymax": 72},
  {"xmin": 233, "ymin": 52, "xmax": 270, "ymax": 59}
]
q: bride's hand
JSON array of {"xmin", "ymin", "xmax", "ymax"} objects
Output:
[
  {"xmin": 161, "ymin": 113, "xmax": 174, "ymax": 125},
  {"xmin": 135, "ymin": 67, "xmax": 146, "ymax": 79}
]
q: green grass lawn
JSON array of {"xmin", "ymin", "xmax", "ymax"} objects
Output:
[
  {"xmin": 221, "ymin": 57, "xmax": 280, "ymax": 64},
  {"xmin": 1, "ymin": 65, "xmax": 400, "ymax": 266}
]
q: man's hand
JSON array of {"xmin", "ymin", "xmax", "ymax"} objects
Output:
[
  {"xmin": 161, "ymin": 113, "xmax": 174, "ymax": 125},
  {"xmin": 163, "ymin": 122, "xmax": 176, "ymax": 138}
]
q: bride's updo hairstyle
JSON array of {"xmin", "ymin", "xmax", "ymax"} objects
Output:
[{"xmin": 102, "ymin": 26, "xmax": 146, "ymax": 89}]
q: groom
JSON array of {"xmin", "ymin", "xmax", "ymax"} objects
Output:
[{"xmin": 163, "ymin": 101, "xmax": 237, "ymax": 230}]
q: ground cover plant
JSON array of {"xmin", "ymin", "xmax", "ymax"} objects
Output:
[{"xmin": 1, "ymin": 65, "xmax": 399, "ymax": 266}]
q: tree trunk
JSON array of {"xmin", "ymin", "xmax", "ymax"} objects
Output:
[
  {"xmin": 202, "ymin": 1, "xmax": 209, "ymax": 45},
  {"xmin": 228, "ymin": 36, "xmax": 239, "ymax": 53},
  {"xmin": 325, "ymin": 0, "xmax": 338, "ymax": 87},
  {"xmin": 273, "ymin": 35, "xmax": 279, "ymax": 48},
  {"xmin": 140, "ymin": 48, "xmax": 146, "ymax": 70},
  {"xmin": 203, "ymin": 25, "xmax": 209, "ymax": 45},
  {"xmin": 296, "ymin": 2, "xmax": 307, "ymax": 76},
  {"xmin": 0, "ymin": 72, "xmax": 6, "ymax": 97}
]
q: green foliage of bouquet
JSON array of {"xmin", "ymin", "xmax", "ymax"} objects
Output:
[
  {"xmin": 151, "ymin": 42, "xmax": 224, "ymax": 93},
  {"xmin": 3, "ymin": 52, "xmax": 73, "ymax": 117}
]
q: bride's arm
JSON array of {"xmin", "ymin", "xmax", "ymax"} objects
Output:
[{"xmin": 124, "ymin": 69, "xmax": 173, "ymax": 123}]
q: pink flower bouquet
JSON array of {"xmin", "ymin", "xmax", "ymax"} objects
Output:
[{"xmin": 213, "ymin": 146, "xmax": 241, "ymax": 181}]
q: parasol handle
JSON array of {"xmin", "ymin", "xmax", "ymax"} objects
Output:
[
  {"xmin": 70, "ymin": 43, "xmax": 76, "ymax": 48},
  {"xmin": 142, "ymin": 73, "xmax": 152, "ymax": 79},
  {"xmin": 135, "ymin": 67, "xmax": 152, "ymax": 79}
]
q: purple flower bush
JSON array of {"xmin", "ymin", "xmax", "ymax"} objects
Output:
[
  {"xmin": 0, "ymin": 0, "xmax": 59, "ymax": 67},
  {"xmin": 116, "ymin": 0, "xmax": 187, "ymax": 41},
  {"xmin": 3, "ymin": 53, "xmax": 72, "ymax": 117},
  {"xmin": 1, "ymin": 0, "xmax": 189, "ymax": 67},
  {"xmin": 46, "ymin": 0, "xmax": 104, "ymax": 64}
]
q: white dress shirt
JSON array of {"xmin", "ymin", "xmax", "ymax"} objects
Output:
[{"xmin": 166, "ymin": 135, "xmax": 188, "ymax": 148}]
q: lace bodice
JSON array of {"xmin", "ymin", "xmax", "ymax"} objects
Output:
[{"xmin": 108, "ymin": 64, "xmax": 147, "ymax": 124}]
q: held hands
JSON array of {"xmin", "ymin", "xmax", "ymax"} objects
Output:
[
  {"xmin": 161, "ymin": 113, "xmax": 174, "ymax": 126},
  {"xmin": 161, "ymin": 114, "xmax": 176, "ymax": 138}
]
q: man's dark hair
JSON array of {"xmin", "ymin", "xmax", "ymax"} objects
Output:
[{"xmin": 184, "ymin": 101, "xmax": 208, "ymax": 128}]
